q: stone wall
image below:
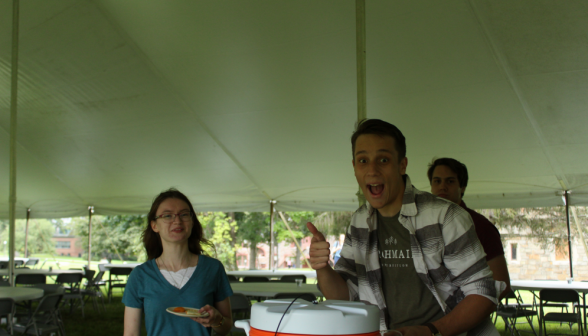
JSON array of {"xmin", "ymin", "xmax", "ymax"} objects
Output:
[{"xmin": 503, "ymin": 233, "xmax": 588, "ymax": 281}]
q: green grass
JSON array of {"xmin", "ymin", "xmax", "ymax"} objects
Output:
[
  {"xmin": 494, "ymin": 315, "xmax": 583, "ymax": 336},
  {"xmin": 61, "ymin": 294, "xmax": 144, "ymax": 336}
]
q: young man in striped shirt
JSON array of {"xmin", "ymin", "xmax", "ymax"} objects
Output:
[{"xmin": 307, "ymin": 119, "xmax": 504, "ymax": 336}]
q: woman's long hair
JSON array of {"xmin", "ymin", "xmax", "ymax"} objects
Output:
[{"xmin": 143, "ymin": 188, "xmax": 213, "ymax": 260}]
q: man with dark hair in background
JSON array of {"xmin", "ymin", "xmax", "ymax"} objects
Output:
[
  {"xmin": 307, "ymin": 119, "xmax": 504, "ymax": 336},
  {"xmin": 427, "ymin": 157, "xmax": 510, "ymax": 300}
]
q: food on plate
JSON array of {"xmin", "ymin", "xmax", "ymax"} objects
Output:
[
  {"xmin": 167, "ymin": 307, "xmax": 209, "ymax": 317},
  {"xmin": 185, "ymin": 309, "xmax": 201, "ymax": 316}
]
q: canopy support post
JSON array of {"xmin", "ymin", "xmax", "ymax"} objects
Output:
[
  {"xmin": 355, "ymin": 0, "xmax": 367, "ymax": 207},
  {"xmin": 87, "ymin": 206, "xmax": 94, "ymax": 269},
  {"xmin": 269, "ymin": 200, "xmax": 276, "ymax": 271},
  {"xmin": 24, "ymin": 208, "xmax": 30, "ymax": 258},
  {"xmin": 8, "ymin": 0, "xmax": 20, "ymax": 287},
  {"xmin": 565, "ymin": 191, "xmax": 573, "ymax": 278},
  {"xmin": 356, "ymin": 0, "xmax": 366, "ymax": 121}
]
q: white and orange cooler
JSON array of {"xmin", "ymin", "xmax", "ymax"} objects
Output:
[{"xmin": 234, "ymin": 299, "xmax": 380, "ymax": 336}]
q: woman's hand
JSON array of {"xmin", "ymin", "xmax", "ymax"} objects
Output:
[
  {"xmin": 191, "ymin": 305, "xmax": 223, "ymax": 328},
  {"xmin": 191, "ymin": 297, "xmax": 232, "ymax": 335}
]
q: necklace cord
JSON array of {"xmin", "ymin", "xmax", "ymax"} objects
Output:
[{"xmin": 158, "ymin": 257, "xmax": 190, "ymax": 289}]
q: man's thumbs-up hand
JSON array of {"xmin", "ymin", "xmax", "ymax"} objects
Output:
[{"xmin": 307, "ymin": 222, "xmax": 331, "ymax": 270}]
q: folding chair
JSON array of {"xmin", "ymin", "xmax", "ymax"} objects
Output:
[
  {"xmin": 83, "ymin": 270, "xmax": 95, "ymax": 285},
  {"xmin": 274, "ymin": 292, "xmax": 317, "ymax": 303},
  {"xmin": 55, "ymin": 273, "xmax": 85, "ymax": 317},
  {"xmin": 242, "ymin": 276, "xmax": 269, "ymax": 283},
  {"xmin": 539, "ymin": 289, "xmax": 583, "ymax": 336},
  {"xmin": 15, "ymin": 274, "xmax": 46, "ymax": 286},
  {"xmin": 229, "ymin": 294, "xmax": 251, "ymax": 336},
  {"xmin": 533, "ymin": 280, "xmax": 570, "ymax": 313},
  {"xmin": 503, "ymin": 290, "xmax": 534, "ymax": 310},
  {"xmin": 93, "ymin": 264, "xmax": 108, "ymax": 295},
  {"xmin": 30, "ymin": 284, "xmax": 65, "ymax": 295},
  {"xmin": 279, "ymin": 275, "xmax": 306, "ymax": 283},
  {"xmin": 12, "ymin": 285, "xmax": 64, "ymax": 324},
  {"xmin": 0, "ymin": 298, "xmax": 15, "ymax": 336},
  {"xmin": 23, "ymin": 259, "xmax": 39, "ymax": 268},
  {"xmin": 494, "ymin": 290, "xmax": 534, "ymax": 324},
  {"xmin": 495, "ymin": 291, "xmax": 538, "ymax": 336},
  {"xmin": 82, "ymin": 270, "xmax": 105, "ymax": 312},
  {"xmin": 241, "ymin": 276, "xmax": 271, "ymax": 301},
  {"xmin": 13, "ymin": 293, "xmax": 65, "ymax": 336},
  {"xmin": 108, "ymin": 267, "xmax": 133, "ymax": 303},
  {"xmin": 14, "ymin": 274, "xmax": 47, "ymax": 317}
]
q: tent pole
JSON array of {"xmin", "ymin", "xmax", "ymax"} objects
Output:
[
  {"xmin": 24, "ymin": 208, "xmax": 30, "ymax": 258},
  {"xmin": 8, "ymin": 0, "xmax": 20, "ymax": 287},
  {"xmin": 87, "ymin": 206, "xmax": 93, "ymax": 269},
  {"xmin": 269, "ymin": 200, "xmax": 276, "ymax": 271},
  {"xmin": 565, "ymin": 191, "xmax": 573, "ymax": 278},
  {"xmin": 356, "ymin": 0, "xmax": 366, "ymax": 121},
  {"xmin": 355, "ymin": 0, "xmax": 367, "ymax": 207}
]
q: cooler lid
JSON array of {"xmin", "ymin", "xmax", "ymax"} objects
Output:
[{"xmin": 250, "ymin": 299, "xmax": 380, "ymax": 335}]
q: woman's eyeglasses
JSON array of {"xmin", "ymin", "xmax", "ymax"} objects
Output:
[{"xmin": 155, "ymin": 212, "xmax": 192, "ymax": 223}]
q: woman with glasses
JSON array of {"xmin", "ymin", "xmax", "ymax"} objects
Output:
[{"xmin": 123, "ymin": 188, "xmax": 233, "ymax": 336}]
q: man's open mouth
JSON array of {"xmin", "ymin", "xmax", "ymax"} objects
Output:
[{"xmin": 367, "ymin": 183, "xmax": 384, "ymax": 196}]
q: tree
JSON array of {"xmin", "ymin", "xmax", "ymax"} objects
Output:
[
  {"xmin": 312, "ymin": 211, "xmax": 353, "ymax": 237},
  {"xmin": 0, "ymin": 218, "xmax": 55, "ymax": 256},
  {"xmin": 275, "ymin": 211, "xmax": 316, "ymax": 268},
  {"xmin": 235, "ymin": 212, "xmax": 271, "ymax": 270},
  {"xmin": 231, "ymin": 211, "xmax": 349, "ymax": 269},
  {"xmin": 199, "ymin": 212, "xmax": 238, "ymax": 270},
  {"xmin": 274, "ymin": 211, "xmax": 314, "ymax": 242},
  {"xmin": 52, "ymin": 218, "xmax": 74, "ymax": 235},
  {"xmin": 481, "ymin": 206, "xmax": 588, "ymax": 253},
  {"xmin": 73, "ymin": 215, "xmax": 147, "ymax": 261}
]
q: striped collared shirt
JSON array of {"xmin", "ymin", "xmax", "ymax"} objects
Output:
[{"xmin": 334, "ymin": 175, "xmax": 504, "ymax": 336}]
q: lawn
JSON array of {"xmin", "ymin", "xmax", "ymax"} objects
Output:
[{"xmin": 61, "ymin": 294, "xmax": 141, "ymax": 336}]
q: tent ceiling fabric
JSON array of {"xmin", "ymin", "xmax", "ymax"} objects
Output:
[{"xmin": 0, "ymin": 0, "xmax": 587, "ymax": 219}]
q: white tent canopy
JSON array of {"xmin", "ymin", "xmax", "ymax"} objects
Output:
[{"xmin": 1, "ymin": 0, "xmax": 588, "ymax": 219}]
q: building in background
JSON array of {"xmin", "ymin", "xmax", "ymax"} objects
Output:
[
  {"xmin": 502, "ymin": 230, "xmax": 587, "ymax": 281},
  {"xmin": 235, "ymin": 236, "xmax": 332, "ymax": 270},
  {"xmin": 52, "ymin": 227, "xmax": 84, "ymax": 257}
]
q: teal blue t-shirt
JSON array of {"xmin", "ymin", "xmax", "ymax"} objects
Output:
[{"xmin": 122, "ymin": 255, "xmax": 233, "ymax": 336}]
